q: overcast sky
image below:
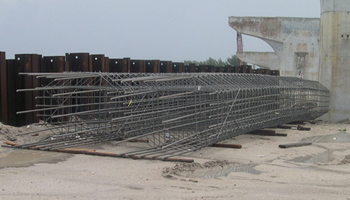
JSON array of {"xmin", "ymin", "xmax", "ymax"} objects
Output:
[{"xmin": 0, "ymin": 0, "xmax": 320, "ymax": 61}]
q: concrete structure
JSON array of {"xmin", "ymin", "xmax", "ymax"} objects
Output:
[
  {"xmin": 229, "ymin": 0, "xmax": 350, "ymax": 122},
  {"xmin": 319, "ymin": 0, "xmax": 350, "ymax": 121},
  {"xmin": 229, "ymin": 17, "xmax": 320, "ymax": 81},
  {"xmin": 236, "ymin": 52, "xmax": 279, "ymax": 70}
]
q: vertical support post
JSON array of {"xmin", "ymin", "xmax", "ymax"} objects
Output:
[
  {"xmin": 0, "ymin": 52, "xmax": 6, "ymax": 123},
  {"xmin": 65, "ymin": 53, "xmax": 70, "ymax": 71},
  {"xmin": 91, "ymin": 54, "xmax": 108, "ymax": 72},
  {"xmin": 104, "ymin": 57, "xmax": 109, "ymax": 72},
  {"xmin": 130, "ymin": 60, "xmax": 146, "ymax": 73},
  {"xmin": 270, "ymin": 70, "xmax": 280, "ymax": 76},
  {"xmin": 223, "ymin": 65, "xmax": 231, "ymax": 73},
  {"xmin": 146, "ymin": 60, "xmax": 160, "ymax": 73},
  {"xmin": 257, "ymin": 68, "xmax": 270, "ymax": 75},
  {"xmin": 206, "ymin": 65, "xmax": 215, "ymax": 73},
  {"xmin": 241, "ymin": 65, "xmax": 252, "ymax": 73},
  {"xmin": 185, "ymin": 64, "xmax": 196, "ymax": 73},
  {"xmin": 42, "ymin": 56, "xmax": 66, "ymax": 122},
  {"xmin": 231, "ymin": 66, "xmax": 239, "ymax": 73},
  {"xmin": 123, "ymin": 57, "xmax": 130, "ymax": 73},
  {"xmin": 109, "ymin": 59, "xmax": 121, "ymax": 72},
  {"xmin": 196, "ymin": 65, "xmax": 206, "ymax": 73},
  {"xmin": 66, "ymin": 53, "xmax": 91, "ymax": 72},
  {"xmin": 263, "ymin": 69, "xmax": 271, "ymax": 75},
  {"xmin": 43, "ymin": 56, "xmax": 66, "ymax": 72},
  {"xmin": 160, "ymin": 61, "xmax": 172, "ymax": 73},
  {"xmin": 110, "ymin": 58, "xmax": 130, "ymax": 72},
  {"xmin": 215, "ymin": 66, "xmax": 223, "ymax": 73},
  {"xmin": 6, "ymin": 59, "xmax": 15, "ymax": 125},
  {"xmin": 23, "ymin": 55, "xmax": 33, "ymax": 125},
  {"xmin": 66, "ymin": 53, "xmax": 92, "ymax": 114},
  {"xmin": 31, "ymin": 54, "xmax": 40, "ymax": 123},
  {"xmin": 172, "ymin": 62, "xmax": 184, "ymax": 73},
  {"xmin": 13, "ymin": 54, "xmax": 31, "ymax": 126}
]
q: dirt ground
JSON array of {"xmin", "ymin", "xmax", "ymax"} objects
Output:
[{"xmin": 1, "ymin": 121, "xmax": 350, "ymax": 200}]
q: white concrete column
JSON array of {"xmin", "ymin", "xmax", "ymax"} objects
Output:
[{"xmin": 319, "ymin": 0, "xmax": 350, "ymax": 121}]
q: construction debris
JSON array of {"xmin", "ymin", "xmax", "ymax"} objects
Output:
[
  {"xmin": 279, "ymin": 142, "xmax": 312, "ymax": 148},
  {"xmin": 247, "ymin": 130, "xmax": 287, "ymax": 137},
  {"xmin": 210, "ymin": 143, "xmax": 242, "ymax": 149}
]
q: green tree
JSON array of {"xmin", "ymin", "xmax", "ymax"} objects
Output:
[
  {"xmin": 184, "ymin": 55, "xmax": 240, "ymax": 67},
  {"xmin": 225, "ymin": 55, "xmax": 239, "ymax": 66},
  {"xmin": 184, "ymin": 60, "xmax": 199, "ymax": 65},
  {"xmin": 217, "ymin": 58, "xmax": 226, "ymax": 67},
  {"xmin": 205, "ymin": 57, "xmax": 217, "ymax": 66}
]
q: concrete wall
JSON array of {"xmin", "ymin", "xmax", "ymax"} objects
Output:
[
  {"xmin": 229, "ymin": 17, "xmax": 320, "ymax": 81},
  {"xmin": 319, "ymin": 0, "xmax": 350, "ymax": 121},
  {"xmin": 236, "ymin": 52, "xmax": 279, "ymax": 70}
]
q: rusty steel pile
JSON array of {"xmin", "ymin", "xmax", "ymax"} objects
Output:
[{"xmin": 14, "ymin": 72, "xmax": 329, "ymax": 159}]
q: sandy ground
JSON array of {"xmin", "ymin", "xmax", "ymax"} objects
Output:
[{"xmin": 1, "ymin": 121, "xmax": 350, "ymax": 200}]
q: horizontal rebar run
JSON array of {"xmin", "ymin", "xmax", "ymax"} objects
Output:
[{"xmin": 14, "ymin": 72, "xmax": 329, "ymax": 159}]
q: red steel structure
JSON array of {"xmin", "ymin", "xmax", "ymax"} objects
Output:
[{"xmin": 236, "ymin": 32, "xmax": 243, "ymax": 66}]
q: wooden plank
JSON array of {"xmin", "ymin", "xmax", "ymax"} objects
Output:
[
  {"xmin": 247, "ymin": 130, "xmax": 287, "ymax": 137},
  {"xmin": 3, "ymin": 141, "xmax": 20, "ymax": 146},
  {"xmin": 287, "ymin": 121, "xmax": 305, "ymax": 125},
  {"xmin": 1, "ymin": 144, "xmax": 194, "ymax": 163},
  {"xmin": 211, "ymin": 143, "xmax": 242, "ymax": 149},
  {"xmin": 279, "ymin": 142, "xmax": 312, "ymax": 149},
  {"xmin": 297, "ymin": 125, "xmax": 311, "ymax": 131},
  {"xmin": 57, "ymin": 149, "xmax": 194, "ymax": 162},
  {"xmin": 276, "ymin": 125, "xmax": 294, "ymax": 129}
]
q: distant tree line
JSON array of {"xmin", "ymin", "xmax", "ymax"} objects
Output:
[{"xmin": 184, "ymin": 55, "xmax": 240, "ymax": 67}]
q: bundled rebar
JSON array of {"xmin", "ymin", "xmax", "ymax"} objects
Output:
[{"xmin": 15, "ymin": 72, "xmax": 329, "ymax": 158}]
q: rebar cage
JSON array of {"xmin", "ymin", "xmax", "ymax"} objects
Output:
[{"xmin": 16, "ymin": 72, "xmax": 329, "ymax": 158}]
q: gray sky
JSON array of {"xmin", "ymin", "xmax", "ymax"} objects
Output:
[{"xmin": 0, "ymin": 0, "xmax": 320, "ymax": 61}]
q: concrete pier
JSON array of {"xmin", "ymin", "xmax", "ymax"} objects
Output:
[
  {"xmin": 236, "ymin": 52, "xmax": 279, "ymax": 70},
  {"xmin": 229, "ymin": 17, "xmax": 320, "ymax": 80},
  {"xmin": 319, "ymin": 0, "xmax": 350, "ymax": 122}
]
